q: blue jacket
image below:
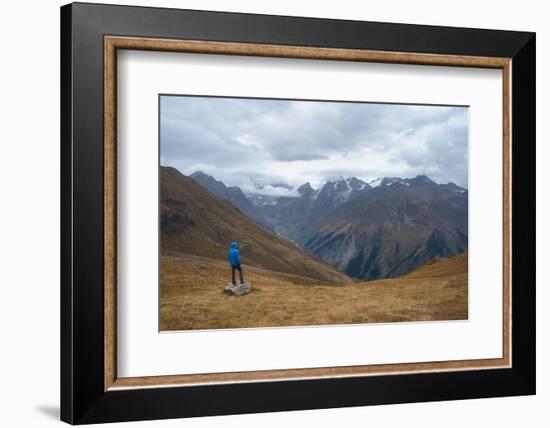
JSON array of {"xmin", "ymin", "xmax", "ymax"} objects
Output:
[{"xmin": 228, "ymin": 242, "xmax": 241, "ymax": 267}]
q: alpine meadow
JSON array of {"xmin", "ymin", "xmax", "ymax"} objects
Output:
[{"xmin": 159, "ymin": 95, "xmax": 469, "ymax": 331}]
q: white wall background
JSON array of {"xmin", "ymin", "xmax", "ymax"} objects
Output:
[{"xmin": 0, "ymin": 0, "xmax": 546, "ymax": 426}]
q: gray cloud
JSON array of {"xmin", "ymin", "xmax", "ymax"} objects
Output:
[{"xmin": 160, "ymin": 96, "xmax": 468, "ymax": 191}]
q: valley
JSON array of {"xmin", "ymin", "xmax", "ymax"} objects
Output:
[
  {"xmin": 161, "ymin": 166, "xmax": 352, "ymax": 284},
  {"xmin": 189, "ymin": 170, "xmax": 468, "ymax": 281}
]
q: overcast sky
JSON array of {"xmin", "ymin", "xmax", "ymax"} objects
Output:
[{"xmin": 160, "ymin": 95, "xmax": 468, "ymax": 196}]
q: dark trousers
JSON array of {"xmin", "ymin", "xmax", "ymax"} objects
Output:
[{"xmin": 231, "ymin": 265, "xmax": 244, "ymax": 285}]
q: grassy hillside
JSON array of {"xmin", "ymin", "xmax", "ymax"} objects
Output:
[
  {"xmin": 161, "ymin": 166, "xmax": 352, "ymax": 284},
  {"xmin": 404, "ymin": 251, "xmax": 468, "ymax": 279},
  {"xmin": 160, "ymin": 251, "xmax": 468, "ymax": 331}
]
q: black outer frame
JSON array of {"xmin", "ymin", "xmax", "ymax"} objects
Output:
[{"xmin": 60, "ymin": 2, "xmax": 535, "ymax": 424}]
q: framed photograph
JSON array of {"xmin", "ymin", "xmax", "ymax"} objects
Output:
[{"xmin": 61, "ymin": 2, "xmax": 535, "ymax": 424}]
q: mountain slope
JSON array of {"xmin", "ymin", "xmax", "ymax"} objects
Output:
[
  {"xmin": 190, "ymin": 171, "xmax": 273, "ymax": 230},
  {"xmin": 299, "ymin": 180, "xmax": 468, "ymax": 280},
  {"xmin": 161, "ymin": 166, "xmax": 352, "ymax": 284},
  {"xmin": 404, "ymin": 251, "xmax": 468, "ymax": 279}
]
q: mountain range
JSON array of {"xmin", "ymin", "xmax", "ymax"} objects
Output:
[
  {"xmin": 185, "ymin": 169, "xmax": 468, "ymax": 280},
  {"xmin": 297, "ymin": 177, "xmax": 468, "ymax": 279}
]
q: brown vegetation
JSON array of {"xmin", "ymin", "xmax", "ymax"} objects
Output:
[{"xmin": 160, "ymin": 251, "xmax": 468, "ymax": 331}]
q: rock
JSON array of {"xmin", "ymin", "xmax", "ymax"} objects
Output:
[{"xmin": 224, "ymin": 282, "xmax": 252, "ymax": 296}]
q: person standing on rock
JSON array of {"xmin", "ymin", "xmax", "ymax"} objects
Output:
[{"xmin": 228, "ymin": 241, "xmax": 245, "ymax": 286}]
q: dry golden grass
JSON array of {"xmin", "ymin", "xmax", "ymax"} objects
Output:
[{"xmin": 160, "ymin": 252, "xmax": 468, "ymax": 331}]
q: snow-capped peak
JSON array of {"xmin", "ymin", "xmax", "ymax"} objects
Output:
[{"xmin": 368, "ymin": 177, "xmax": 384, "ymax": 188}]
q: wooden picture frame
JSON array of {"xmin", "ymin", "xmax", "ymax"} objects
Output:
[{"xmin": 61, "ymin": 2, "xmax": 535, "ymax": 424}]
